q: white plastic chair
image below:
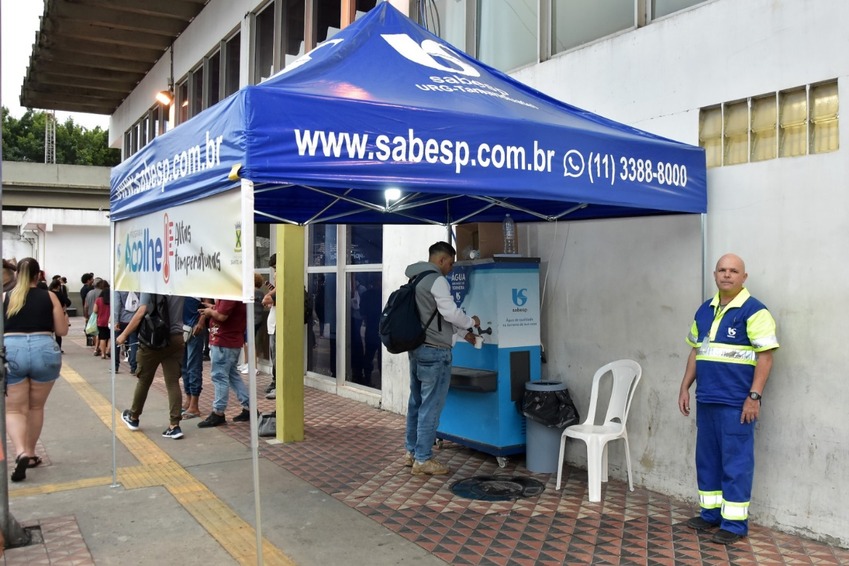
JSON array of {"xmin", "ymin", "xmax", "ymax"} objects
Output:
[{"xmin": 555, "ymin": 359, "xmax": 642, "ymax": 502}]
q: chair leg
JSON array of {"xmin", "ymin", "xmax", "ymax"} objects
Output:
[
  {"xmin": 586, "ymin": 438, "xmax": 602, "ymax": 503},
  {"xmin": 555, "ymin": 434, "xmax": 567, "ymax": 490},
  {"xmin": 601, "ymin": 443, "xmax": 609, "ymax": 483},
  {"xmin": 623, "ymin": 436, "xmax": 634, "ymax": 491}
]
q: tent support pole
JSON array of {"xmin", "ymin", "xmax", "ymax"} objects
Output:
[
  {"xmin": 240, "ymin": 178, "xmax": 264, "ymax": 565},
  {"xmin": 700, "ymin": 213, "xmax": 707, "ymax": 299},
  {"xmin": 110, "ymin": 221, "xmax": 119, "ymax": 488}
]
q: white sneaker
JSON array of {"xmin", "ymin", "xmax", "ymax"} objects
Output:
[{"xmin": 240, "ymin": 366, "xmax": 249, "ymax": 374}]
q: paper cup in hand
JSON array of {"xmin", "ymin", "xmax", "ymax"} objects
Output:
[{"xmin": 474, "ymin": 336, "xmax": 483, "ymax": 349}]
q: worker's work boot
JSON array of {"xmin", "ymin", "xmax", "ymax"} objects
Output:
[{"xmin": 411, "ymin": 458, "xmax": 449, "ymax": 476}]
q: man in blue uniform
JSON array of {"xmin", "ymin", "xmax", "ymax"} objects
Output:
[{"xmin": 678, "ymin": 253, "xmax": 779, "ymax": 545}]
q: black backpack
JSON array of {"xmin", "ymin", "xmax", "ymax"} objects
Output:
[
  {"xmin": 379, "ymin": 272, "xmax": 441, "ymax": 354},
  {"xmin": 137, "ymin": 294, "xmax": 170, "ymax": 350}
]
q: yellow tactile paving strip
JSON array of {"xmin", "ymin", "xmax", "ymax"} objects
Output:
[{"xmin": 11, "ymin": 364, "xmax": 294, "ymax": 566}]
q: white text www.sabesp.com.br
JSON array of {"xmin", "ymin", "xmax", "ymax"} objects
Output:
[{"xmin": 293, "ymin": 128, "xmax": 560, "ymax": 175}]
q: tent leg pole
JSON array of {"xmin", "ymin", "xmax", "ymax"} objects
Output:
[{"xmin": 700, "ymin": 213, "xmax": 707, "ymax": 299}]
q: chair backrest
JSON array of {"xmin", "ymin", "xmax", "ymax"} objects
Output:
[{"xmin": 581, "ymin": 359, "xmax": 643, "ymax": 428}]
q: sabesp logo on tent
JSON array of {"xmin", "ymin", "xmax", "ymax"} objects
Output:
[
  {"xmin": 123, "ymin": 213, "xmax": 174, "ymax": 283},
  {"xmin": 381, "ymin": 34, "xmax": 513, "ymax": 101},
  {"xmin": 381, "ymin": 35, "xmax": 479, "ymax": 77}
]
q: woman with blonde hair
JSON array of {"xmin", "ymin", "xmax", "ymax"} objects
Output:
[{"xmin": 3, "ymin": 257, "xmax": 68, "ymax": 482}]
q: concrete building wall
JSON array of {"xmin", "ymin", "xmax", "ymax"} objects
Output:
[{"xmin": 510, "ymin": 0, "xmax": 849, "ymax": 546}]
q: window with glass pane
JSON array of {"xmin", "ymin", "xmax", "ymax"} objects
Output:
[
  {"xmin": 225, "ymin": 33, "xmax": 241, "ymax": 96},
  {"xmin": 429, "ymin": 0, "xmax": 467, "ymax": 50},
  {"xmin": 347, "ymin": 225, "xmax": 382, "ymax": 265},
  {"xmin": 208, "ymin": 51, "xmax": 221, "ymax": 107},
  {"xmin": 309, "ymin": 225, "xmax": 338, "ymax": 267},
  {"xmin": 810, "ymin": 81, "xmax": 838, "ymax": 154},
  {"xmin": 723, "ymin": 101, "xmax": 748, "ymax": 166},
  {"xmin": 191, "ymin": 66, "xmax": 204, "ymax": 117},
  {"xmin": 255, "ymin": 224, "xmax": 271, "ymax": 270},
  {"xmin": 699, "ymin": 106, "xmax": 722, "ymax": 168},
  {"xmin": 307, "ymin": 273, "xmax": 337, "ymax": 378},
  {"xmin": 779, "ymin": 88, "xmax": 807, "ymax": 157},
  {"xmin": 255, "ymin": 4, "xmax": 275, "ymax": 82},
  {"xmin": 750, "ymin": 95, "xmax": 777, "ymax": 162},
  {"xmin": 477, "ymin": 0, "xmax": 537, "ymax": 71},
  {"xmin": 316, "ymin": 0, "xmax": 342, "ymax": 43},
  {"xmin": 284, "ymin": 0, "xmax": 306, "ymax": 67},
  {"xmin": 123, "ymin": 130, "xmax": 133, "ymax": 158},
  {"xmin": 176, "ymin": 80, "xmax": 189, "ymax": 124},
  {"xmin": 346, "ymin": 272, "xmax": 382, "ymax": 388},
  {"xmin": 355, "ymin": 0, "xmax": 376, "ymax": 19},
  {"xmin": 552, "ymin": 0, "xmax": 634, "ymax": 54},
  {"xmin": 652, "ymin": 0, "xmax": 705, "ymax": 19}
]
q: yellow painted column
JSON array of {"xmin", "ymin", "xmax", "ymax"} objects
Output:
[{"xmin": 274, "ymin": 224, "xmax": 305, "ymax": 442}]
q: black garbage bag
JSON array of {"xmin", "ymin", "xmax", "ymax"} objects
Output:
[{"xmin": 521, "ymin": 387, "xmax": 580, "ymax": 429}]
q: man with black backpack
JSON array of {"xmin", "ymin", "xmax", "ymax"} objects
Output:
[
  {"xmin": 116, "ymin": 293, "xmax": 187, "ymax": 439},
  {"xmin": 403, "ymin": 241, "xmax": 480, "ymax": 476}
]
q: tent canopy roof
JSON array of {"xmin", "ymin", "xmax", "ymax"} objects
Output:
[{"xmin": 110, "ymin": 3, "xmax": 706, "ymax": 225}]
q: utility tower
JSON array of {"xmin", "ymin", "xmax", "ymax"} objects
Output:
[{"xmin": 44, "ymin": 110, "xmax": 57, "ymax": 164}]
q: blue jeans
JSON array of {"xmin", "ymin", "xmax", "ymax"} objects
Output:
[
  {"xmin": 210, "ymin": 345, "xmax": 249, "ymax": 413},
  {"xmin": 4, "ymin": 334, "xmax": 62, "ymax": 385},
  {"xmin": 405, "ymin": 344, "xmax": 452, "ymax": 463},
  {"xmin": 121, "ymin": 326, "xmax": 138, "ymax": 372},
  {"xmin": 181, "ymin": 332, "xmax": 205, "ymax": 397}
]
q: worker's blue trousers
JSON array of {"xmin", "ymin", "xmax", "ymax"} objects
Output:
[{"xmin": 696, "ymin": 403, "xmax": 755, "ymax": 535}]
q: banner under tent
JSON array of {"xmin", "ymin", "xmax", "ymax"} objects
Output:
[{"xmin": 107, "ymin": 3, "xmax": 706, "ymax": 562}]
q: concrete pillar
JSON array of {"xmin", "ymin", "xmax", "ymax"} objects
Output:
[{"xmin": 274, "ymin": 224, "xmax": 305, "ymax": 442}]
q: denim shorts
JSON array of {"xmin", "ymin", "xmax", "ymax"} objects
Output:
[{"xmin": 4, "ymin": 334, "xmax": 62, "ymax": 385}]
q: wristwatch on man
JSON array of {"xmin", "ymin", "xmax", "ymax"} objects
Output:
[{"xmin": 748, "ymin": 391, "xmax": 762, "ymax": 401}]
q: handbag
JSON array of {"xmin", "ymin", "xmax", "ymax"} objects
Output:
[
  {"xmin": 85, "ymin": 312, "xmax": 98, "ymax": 335},
  {"xmin": 258, "ymin": 411, "xmax": 277, "ymax": 437}
]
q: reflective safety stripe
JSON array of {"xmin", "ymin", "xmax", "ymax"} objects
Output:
[
  {"xmin": 751, "ymin": 335, "xmax": 779, "ymax": 350},
  {"xmin": 699, "ymin": 490, "xmax": 722, "ymax": 509},
  {"xmin": 696, "ymin": 342, "xmax": 757, "ymax": 365},
  {"xmin": 721, "ymin": 500, "xmax": 750, "ymax": 521}
]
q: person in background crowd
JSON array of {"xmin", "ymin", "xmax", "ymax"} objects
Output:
[
  {"xmin": 47, "ymin": 279, "xmax": 70, "ymax": 353},
  {"xmin": 403, "ymin": 241, "xmax": 479, "ymax": 476},
  {"xmin": 93, "ymin": 280, "xmax": 112, "ymax": 360},
  {"xmin": 240, "ymin": 273, "xmax": 268, "ymax": 375},
  {"xmin": 197, "ymin": 298, "xmax": 251, "ymax": 428},
  {"xmin": 3, "ymin": 259, "xmax": 17, "ymax": 293},
  {"xmin": 3, "ymin": 257, "xmax": 69, "ymax": 482},
  {"xmin": 84, "ymin": 278, "xmax": 103, "ymax": 352},
  {"xmin": 116, "ymin": 290, "xmax": 140, "ymax": 375},
  {"xmin": 261, "ymin": 254, "xmax": 277, "ymax": 399},
  {"xmin": 117, "ymin": 293, "xmax": 187, "ymax": 439},
  {"xmin": 180, "ymin": 297, "xmax": 207, "ymax": 419},
  {"xmin": 36, "ymin": 270, "xmax": 48, "ymax": 290},
  {"xmin": 79, "ymin": 273, "xmax": 94, "ymax": 317},
  {"xmin": 51, "ymin": 275, "xmax": 71, "ymax": 311},
  {"xmin": 679, "ymin": 253, "xmax": 779, "ymax": 545}
]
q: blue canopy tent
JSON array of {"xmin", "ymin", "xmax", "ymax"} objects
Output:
[
  {"xmin": 111, "ymin": 3, "xmax": 706, "ymax": 227},
  {"xmin": 107, "ymin": 5, "xmax": 705, "ymax": 559}
]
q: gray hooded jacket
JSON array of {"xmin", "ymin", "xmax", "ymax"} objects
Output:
[{"xmin": 404, "ymin": 261, "xmax": 474, "ymax": 348}]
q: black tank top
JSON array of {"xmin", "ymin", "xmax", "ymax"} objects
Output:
[{"xmin": 4, "ymin": 288, "xmax": 55, "ymax": 333}]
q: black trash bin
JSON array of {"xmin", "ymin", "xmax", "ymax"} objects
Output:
[{"xmin": 522, "ymin": 381, "xmax": 579, "ymax": 473}]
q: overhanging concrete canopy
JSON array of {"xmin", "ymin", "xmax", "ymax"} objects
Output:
[{"xmin": 20, "ymin": 0, "xmax": 208, "ymax": 115}]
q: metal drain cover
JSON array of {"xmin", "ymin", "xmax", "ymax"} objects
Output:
[{"xmin": 450, "ymin": 475, "xmax": 545, "ymax": 501}]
